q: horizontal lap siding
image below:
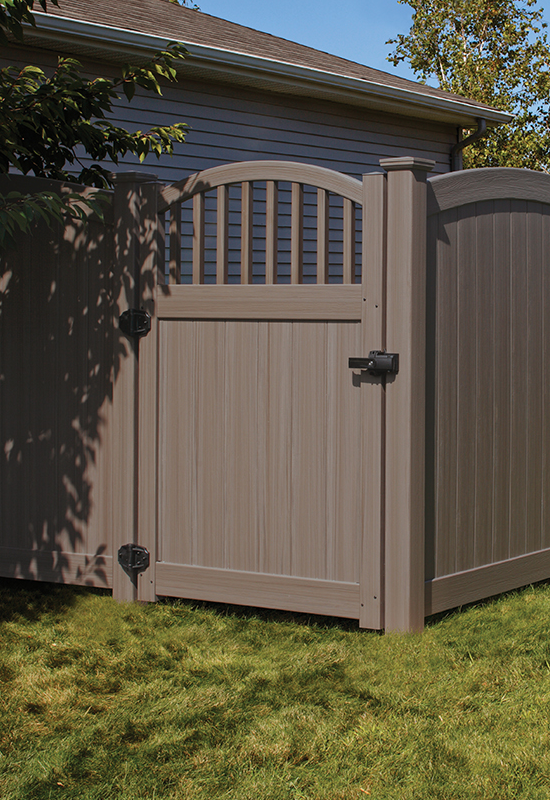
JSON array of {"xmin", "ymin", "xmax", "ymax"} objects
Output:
[
  {"xmin": 430, "ymin": 200, "xmax": 550, "ymax": 580},
  {"xmin": 158, "ymin": 319, "xmax": 362, "ymax": 584},
  {"xmin": 0, "ymin": 46, "xmax": 455, "ymax": 180}
]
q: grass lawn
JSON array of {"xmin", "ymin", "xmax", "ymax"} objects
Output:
[{"xmin": 1, "ymin": 579, "xmax": 550, "ymax": 799}]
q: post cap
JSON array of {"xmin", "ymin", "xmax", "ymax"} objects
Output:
[
  {"xmin": 379, "ymin": 157, "xmax": 435, "ymax": 173},
  {"xmin": 109, "ymin": 171, "xmax": 159, "ymax": 184}
]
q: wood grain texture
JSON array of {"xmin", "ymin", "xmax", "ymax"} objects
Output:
[
  {"xmin": 0, "ymin": 175, "xmax": 114, "ymax": 589},
  {"xmin": 342, "ymin": 198, "xmax": 356, "ymax": 285},
  {"xmin": 542, "ymin": 207, "xmax": 550, "ymax": 551},
  {"xmin": 359, "ymin": 171, "xmax": 385, "ymax": 629},
  {"xmin": 156, "ymin": 562, "xmax": 360, "ymax": 619},
  {"xmin": 194, "ymin": 322, "xmax": 226, "ymax": 568},
  {"xmin": 433, "ymin": 209, "xmax": 458, "ymax": 578},
  {"xmin": 291, "ymin": 182, "xmax": 304, "ymax": 284},
  {"xmin": 428, "ymin": 168, "xmax": 550, "ymax": 215},
  {"xmin": 192, "ymin": 192, "xmax": 205, "ymax": 285},
  {"xmin": 241, "ymin": 181, "xmax": 254, "ymax": 284},
  {"xmin": 290, "ymin": 322, "xmax": 327, "ymax": 578},
  {"xmin": 492, "ymin": 200, "xmax": 512, "ymax": 563},
  {"xmin": 509, "ymin": 201, "xmax": 529, "ymax": 559},
  {"xmin": 425, "ymin": 547, "xmax": 550, "ymax": 616},
  {"xmin": 526, "ymin": 203, "xmax": 543, "ymax": 554},
  {"xmin": 428, "ymin": 179, "xmax": 550, "ymax": 599},
  {"xmin": 224, "ymin": 322, "xmax": 259, "ymax": 571},
  {"xmin": 158, "ymin": 321, "xmax": 196, "ymax": 566},
  {"xmin": 216, "ymin": 185, "xmax": 229, "ymax": 284},
  {"xmin": 383, "ymin": 163, "xmax": 431, "ymax": 632},
  {"xmin": 326, "ymin": 323, "xmax": 362, "ymax": 583},
  {"xmin": 455, "ymin": 206, "xmax": 477, "ymax": 572},
  {"xmin": 261, "ymin": 323, "xmax": 292, "ymax": 575},
  {"xmin": 156, "ymin": 285, "xmax": 362, "ymax": 320},
  {"xmin": 109, "ymin": 175, "xmax": 145, "ymax": 602},
  {"xmin": 265, "ymin": 181, "xmax": 278, "ymax": 284},
  {"xmin": 160, "ymin": 161, "xmax": 363, "ymax": 210},
  {"xmin": 473, "ymin": 203, "xmax": 494, "ymax": 567},
  {"xmin": 0, "ymin": 547, "xmax": 113, "ymax": 587},
  {"xmin": 136, "ymin": 180, "xmax": 161, "ymax": 602},
  {"xmin": 316, "ymin": 189, "xmax": 330, "ymax": 285},
  {"xmin": 169, "ymin": 202, "xmax": 181, "ymax": 284},
  {"xmin": 156, "ymin": 315, "xmax": 367, "ymax": 599}
]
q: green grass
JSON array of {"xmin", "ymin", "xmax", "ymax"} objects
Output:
[{"xmin": 1, "ymin": 580, "xmax": 550, "ymax": 799}]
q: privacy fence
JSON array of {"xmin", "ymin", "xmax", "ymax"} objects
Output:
[{"xmin": 2, "ymin": 160, "xmax": 550, "ymax": 632}]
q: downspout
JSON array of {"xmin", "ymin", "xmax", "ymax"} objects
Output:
[{"xmin": 450, "ymin": 117, "xmax": 487, "ymax": 170}]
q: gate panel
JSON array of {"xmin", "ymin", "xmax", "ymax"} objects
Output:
[
  {"xmin": 137, "ymin": 161, "xmax": 388, "ymax": 625},
  {"xmin": 157, "ymin": 317, "xmax": 362, "ymax": 584}
]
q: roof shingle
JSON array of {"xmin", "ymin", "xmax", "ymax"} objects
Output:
[{"xmin": 40, "ymin": 0, "xmax": 501, "ymax": 115}]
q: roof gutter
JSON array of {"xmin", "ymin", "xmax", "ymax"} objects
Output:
[
  {"xmin": 31, "ymin": 12, "xmax": 513, "ymax": 127},
  {"xmin": 450, "ymin": 117, "xmax": 490, "ymax": 170}
]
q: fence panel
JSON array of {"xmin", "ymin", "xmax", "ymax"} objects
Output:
[
  {"xmin": 425, "ymin": 168, "xmax": 550, "ymax": 614},
  {"xmin": 0, "ymin": 176, "xmax": 115, "ymax": 587}
]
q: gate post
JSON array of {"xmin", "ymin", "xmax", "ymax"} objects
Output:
[
  {"xmin": 379, "ymin": 157, "xmax": 434, "ymax": 632},
  {"xmin": 135, "ymin": 179, "xmax": 162, "ymax": 603},
  {"xmin": 111, "ymin": 172, "xmax": 159, "ymax": 603}
]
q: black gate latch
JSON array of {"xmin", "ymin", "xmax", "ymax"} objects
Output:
[
  {"xmin": 349, "ymin": 350, "xmax": 399, "ymax": 377},
  {"xmin": 117, "ymin": 543, "xmax": 150, "ymax": 575},
  {"xmin": 119, "ymin": 308, "xmax": 151, "ymax": 338}
]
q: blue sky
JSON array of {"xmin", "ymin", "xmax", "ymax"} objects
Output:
[{"xmin": 197, "ymin": 0, "xmax": 550, "ymax": 86}]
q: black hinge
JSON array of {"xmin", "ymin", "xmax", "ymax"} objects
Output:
[
  {"xmin": 349, "ymin": 350, "xmax": 399, "ymax": 377},
  {"xmin": 117, "ymin": 544, "xmax": 150, "ymax": 575},
  {"xmin": 119, "ymin": 308, "xmax": 151, "ymax": 338}
]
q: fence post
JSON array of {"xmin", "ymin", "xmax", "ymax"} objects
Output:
[
  {"xmin": 111, "ymin": 172, "xmax": 158, "ymax": 603},
  {"xmin": 359, "ymin": 171, "xmax": 386, "ymax": 630},
  {"xmin": 379, "ymin": 156, "xmax": 434, "ymax": 633},
  {"xmin": 135, "ymin": 179, "xmax": 162, "ymax": 603}
]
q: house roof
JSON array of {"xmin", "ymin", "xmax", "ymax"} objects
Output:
[{"xmin": 28, "ymin": 0, "xmax": 512, "ymax": 127}]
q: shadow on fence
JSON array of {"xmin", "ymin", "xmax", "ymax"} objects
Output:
[{"xmin": 0, "ymin": 176, "xmax": 130, "ymax": 586}]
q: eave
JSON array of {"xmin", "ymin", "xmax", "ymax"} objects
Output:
[{"xmin": 30, "ymin": 12, "xmax": 513, "ymax": 128}]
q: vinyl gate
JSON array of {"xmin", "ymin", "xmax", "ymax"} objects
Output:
[
  {"xmin": 19, "ymin": 160, "xmax": 550, "ymax": 632},
  {"xmin": 112, "ymin": 158, "xmax": 434, "ymax": 631}
]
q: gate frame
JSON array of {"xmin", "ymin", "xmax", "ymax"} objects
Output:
[{"xmin": 111, "ymin": 158, "xmax": 434, "ymax": 632}]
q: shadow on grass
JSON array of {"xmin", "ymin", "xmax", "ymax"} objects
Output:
[
  {"xmin": 3, "ymin": 574, "xmax": 549, "ymax": 633},
  {"xmin": 159, "ymin": 595, "xmax": 368, "ymax": 633},
  {"xmin": 0, "ymin": 576, "xmax": 110, "ymax": 624},
  {"xmin": 0, "ymin": 576, "xmax": 363, "ymax": 632}
]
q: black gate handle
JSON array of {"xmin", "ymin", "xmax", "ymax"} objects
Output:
[{"xmin": 349, "ymin": 350, "xmax": 399, "ymax": 376}]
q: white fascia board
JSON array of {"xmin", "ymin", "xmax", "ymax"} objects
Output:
[{"xmin": 32, "ymin": 12, "xmax": 513, "ymax": 127}]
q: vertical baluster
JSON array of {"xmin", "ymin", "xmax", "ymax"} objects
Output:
[
  {"xmin": 241, "ymin": 181, "xmax": 254, "ymax": 284},
  {"xmin": 192, "ymin": 192, "xmax": 205, "ymax": 284},
  {"xmin": 217, "ymin": 185, "xmax": 229, "ymax": 284},
  {"xmin": 317, "ymin": 189, "xmax": 329, "ymax": 284},
  {"xmin": 265, "ymin": 180, "xmax": 278, "ymax": 284},
  {"xmin": 343, "ymin": 198, "xmax": 356, "ymax": 284},
  {"xmin": 169, "ymin": 202, "xmax": 181, "ymax": 284},
  {"xmin": 291, "ymin": 182, "xmax": 303, "ymax": 284},
  {"xmin": 157, "ymin": 211, "xmax": 166, "ymax": 286}
]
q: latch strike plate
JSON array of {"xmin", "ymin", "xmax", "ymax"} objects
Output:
[
  {"xmin": 119, "ymin": 308, "xmax": 151, "ymax": 338},
  {"xmin": 349, "ymin": 350, "xmax": 399, "ymax": 376}
]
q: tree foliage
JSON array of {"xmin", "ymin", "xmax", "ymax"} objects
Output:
[
  {"xmin": 388, "ymin": 0, "xmax": 550, "ymax": 170},
  {"xmin": 0, "ymin": 0, "xmax": 190, "ymax": 247}
]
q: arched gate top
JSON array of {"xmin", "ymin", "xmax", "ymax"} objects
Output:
[
  {"xmin": 158, "ymin": 160, "xmax": 363, "ymax": 211},
  {"xmin": 428, "ymin": 167, "xmax": 550, "ymax": 216}
]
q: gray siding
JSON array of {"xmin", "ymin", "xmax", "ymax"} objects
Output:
[{"xmin": 1, "ymin": 45, "xmax": 456, "ymax": 181}]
